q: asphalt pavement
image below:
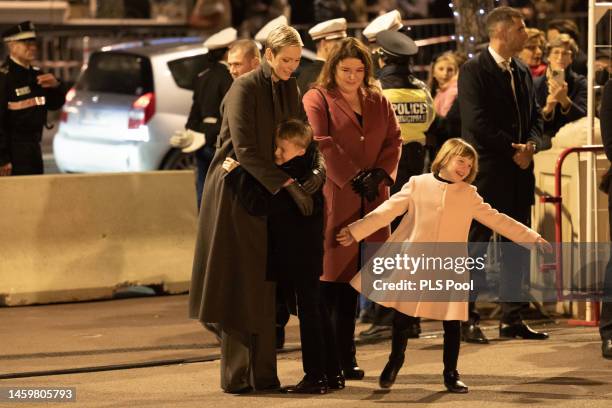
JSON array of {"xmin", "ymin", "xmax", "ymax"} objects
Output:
[{"xmin": 0, "ymin": 294, "xmax": 610, "ymax": 407}]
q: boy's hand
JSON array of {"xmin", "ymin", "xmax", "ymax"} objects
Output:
[
  {"xmin": 535, "ymin": 237, "xmax": 553, "ymax": 254},
  {"xmin": 222, "ymin": 157, "xmax": 240, "ymax": 173},
  {"xmin": 336, "ymin": 227, "xmax": 355, "ymax": 246}
]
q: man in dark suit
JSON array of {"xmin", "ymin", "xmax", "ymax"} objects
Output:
[
  {"xmin": 600, "ymin": 78, "xmax": 612, "ymax": 359},
  {"xmin": 459, "ymin": 6, "xmax": 547, "ymax": 343}
]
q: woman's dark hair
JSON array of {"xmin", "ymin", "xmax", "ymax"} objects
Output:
[{"xmin": 315, "ymin": 37, "xmax": 379, "ymax": 94}]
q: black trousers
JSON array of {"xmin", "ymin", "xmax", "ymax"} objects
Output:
[
  {"xmin": 320, "ymin": 281, "xmax": 359, "ymax": 369},
  {"xmin": 280, "ymin": 278, "xmax": 341, "ymax": 379},
  {"xmin": 394, "ymin": 313, "xmax": 461, "ymax": 372},
  {"xmin": 600, "ymin": 180, "xmax": 612, "ymax": 340},
  {"xmin": 467, "ymin": 204, "xmax": 532, "ymax": 324},
  {"xmin": 11, "ymin": 142, "xmax": 43, "ymax": 175}
]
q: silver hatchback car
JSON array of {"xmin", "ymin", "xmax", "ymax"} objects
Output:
[{"xmin": 54, "ymin": 37, "xmax": 316, "ymax": 172}]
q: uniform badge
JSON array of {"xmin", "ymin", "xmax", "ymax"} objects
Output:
[{"xmin": 15, "ymin": 86, "xmax": 31, "ymax": 96}]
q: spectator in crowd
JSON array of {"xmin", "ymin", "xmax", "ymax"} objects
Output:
[
  {"xmin": 534, "ymin": 33, "xmax": 587, "ymax": 150},
  {"xmin": 297, "ymin": 18, "xmax": 348, "ymax": 92},
  {"xmin": 545, "ymin": 19, "xmax": 587, "ymax": 76},
  {"xmin": 0, "ymin": 21, "xmax": 66, "ymax": 177},
  {"xmin": 170, "ymin": 28, "xmax": 237, "ymax": 208},
  {"xmin": 518, "ymin": 28, "xmax": 547, "ymax": 78},
  {"xmin": 427, "ymin": 52, "xmax": 463, "ymax": 157},
  {"xmin": 302, "ymin": 36, "xmax": 402, "ymax": 381},
  {"xmin": 458, "ymin": 6, "xmax": 547, "ymax": 344},
  {"xmin": 600, "ymin": 78, "xmax": 612, "ymax": 360},
  {"xmin": 188, "ymin": 24, "xmax": 304, "ymax": 394}
]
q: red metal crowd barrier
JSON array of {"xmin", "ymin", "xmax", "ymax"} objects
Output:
[{"xmin": 539, "ymin": 145, "xmax": 605, "ymax": 326}]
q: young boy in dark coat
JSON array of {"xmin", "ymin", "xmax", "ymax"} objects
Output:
[{"xmin": 223, "ymin": 119, "xmax": 343, "ymax": 394}]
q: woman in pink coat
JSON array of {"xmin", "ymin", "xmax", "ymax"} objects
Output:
[
  {"xmin": 302, "ymin": 37, "xmax": 402, "ymax": 379},
  {"xmin": 338, "ymin": 139, "xmax": 551, "ymax": 393}
]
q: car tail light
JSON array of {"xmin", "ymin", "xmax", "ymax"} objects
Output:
[
  {"xmin": 128, "ymin": 92, "xmax": 155, "ymax": 129},
  {"xmin": 60, "ymin": 87, "xmax": 76, "ymax": 122},
  {"xmin": 65, "ymin": 87, "xmax": 76, "ymax": 103}
]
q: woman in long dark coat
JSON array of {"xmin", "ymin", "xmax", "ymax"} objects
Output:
[{"xmin": 188, "ymin": 24, "xmax": 306, "ymax": 394}]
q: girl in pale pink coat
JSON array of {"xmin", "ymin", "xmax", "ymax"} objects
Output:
[{"xmin": 337, "ymin": 138, "xmax": 551, "ymax": 394}]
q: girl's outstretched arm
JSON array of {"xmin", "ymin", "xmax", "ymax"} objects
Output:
[{"xmin": 346, "ymin": 177, "xmax": 415, "ymax": 243}]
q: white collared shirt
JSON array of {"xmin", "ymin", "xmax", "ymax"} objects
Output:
[{"xmin": 488, "ymin": 46, "xmax": 510, "ymax": 68}]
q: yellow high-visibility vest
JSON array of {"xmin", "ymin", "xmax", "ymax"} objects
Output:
[{"xmin": 382, "ymin": 86, "xmax": 435, "ymax": 145}]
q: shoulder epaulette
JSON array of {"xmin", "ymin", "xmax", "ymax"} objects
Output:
[{"xmin": 0, "ymin": 65, "xmax": 8, "ymax": 75}]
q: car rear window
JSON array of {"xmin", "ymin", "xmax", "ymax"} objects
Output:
[
  {"xmin": 167, "ymin": 54, "xmax": 210, "ymax": 90},
  {"xmin": 76, "ymin": 52, "xmax": 153, "ymax": 95}
]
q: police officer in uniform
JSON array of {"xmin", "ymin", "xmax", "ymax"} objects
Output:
[
  {"xmin": 297, "ymin": 18, "xmax": 347, "ymax": 92},
  {"xmin": 170, "ymin": 27, "xmax": 236, "ymax": 208},
  {"xmin": 359, "ymin": 28, "xmax": 435, "ymax": 342},
  {"xmin": 0, "ymin": 21, "xmax": 66, "ymax": 176}
]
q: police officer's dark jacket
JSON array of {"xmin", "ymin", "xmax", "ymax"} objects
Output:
[{"xmin": 0, "ymin": 57, "xmax": 66, "ymax": 166}]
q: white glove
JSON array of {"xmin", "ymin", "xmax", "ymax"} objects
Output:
[{"xmin": 170, "ymin": 129, "xmax": 206, "ymax": 153}]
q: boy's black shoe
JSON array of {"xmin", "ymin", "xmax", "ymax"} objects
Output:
[
  {"xmin": 461, "ymin": 322, "xmax": 488, "ymax": 344},
  {"xmin": 327, "ymin": 374, "xmax": 345, "ymax": 389},
  {"xmin": 282, "ymin": 376, "xmax": 328, "ymax": 394},
  {"xmin": 443, "ymin": 370, "xmax": 468, "ymax": 393}
]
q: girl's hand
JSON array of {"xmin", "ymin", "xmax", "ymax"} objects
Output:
[
  {"xmin": 535, "ymin": 237, "xmax": 553, "ymax": 254},
  {"xmin": 336, "ymin": 227, "xmax": 356, "ymax": 246}
]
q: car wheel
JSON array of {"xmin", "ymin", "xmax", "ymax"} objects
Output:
[{"xmin": 161, "ymin": 149, "xmax": 196, "ymax": 170}]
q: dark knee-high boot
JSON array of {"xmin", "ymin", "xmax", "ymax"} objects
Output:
[{"xmin": 379, "ymin": 328, "xmax": 409, "ymax": 388}]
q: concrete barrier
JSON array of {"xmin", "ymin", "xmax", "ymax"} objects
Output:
[{"xmin": 0, "ymin": 171, "xmax": 197, "ymax": 306}]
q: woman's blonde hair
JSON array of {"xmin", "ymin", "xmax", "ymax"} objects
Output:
[
  {"xmin": 431, "ymin": 138, "xmax": 479, "ymax": 184},
  {"xmin": 315, "ymin": 37, "xmax": 379, "ymax": 94},
  {"xmin": 524, "ymin": 28, "xmax": 546, "ymax": 49},
  {"xmin": 266, "ymin": 24, "xmax": 303, "ymax": 55}
]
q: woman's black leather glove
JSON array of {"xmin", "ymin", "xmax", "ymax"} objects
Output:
[
  {"xmin": 286, "ymin": 182, "xmax": 314, "ymax": 216},
  {"xmin": 352, "ymin": 168, "xmax": 392, "ymax": 202}
]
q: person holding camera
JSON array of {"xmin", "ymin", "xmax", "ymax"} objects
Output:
[
  {"xmin": 302, "ymin": 36, "xmax": 402, "ymax": 381},
  {"xmin": 533, "ymin": 33, "xmax": 587, "ymax": 150}
]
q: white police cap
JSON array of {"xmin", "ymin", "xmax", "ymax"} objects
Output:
[
  {"xmin": 254, "ymin": 15, "xmax": 288, "ymax": 45},
  {"xmin": 308, "ymin": 18, "xmax": 347, "ymax": 41},
  {"xmin": 3, "ymin": 21, "xmax": 36, "ymax": 42},
  {"xmin": 203, "ymin": 27, "xmax": 237, "ymax": 50},
  {"xmin": 363, "ymin": 10, "xmax": 403, "ymax": 43}
]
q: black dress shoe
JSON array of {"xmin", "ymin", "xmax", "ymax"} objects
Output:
[
  {"xmin": 461, "ymin": 322, "xmax": 489, "ymax": 344},
  {"xmin": 443, "ymin": 370, "xmax": 468, "ymax": 393},
  {"xmin": 602, "ymin": 338, "xmax": 612, "ymax": 359},
  {"xmin": 282, "ymin": 376, "xmax": 328, "ymax": 394},
  {"xmin": 379, "ymin": 355, "xmax": 404, "ymax": 389},
  {"xmin": 499, "ymin": 322, "xmax": 549, "ymax": 340},
  {"xmin": 359, "ymin": 324, "xmax": 392, "ymax": 340},
  {"xmin": 327, "ymin": 374, "xmax": 345, "ymax": 390},
  {"xmin": 343, "ymin": 366, "xmax": 365, "ymax": 380}
]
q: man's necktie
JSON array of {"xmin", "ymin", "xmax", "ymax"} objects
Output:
[{"xmin": 501, "ymin": 59, "xmax": 522, "ymax": 142}]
